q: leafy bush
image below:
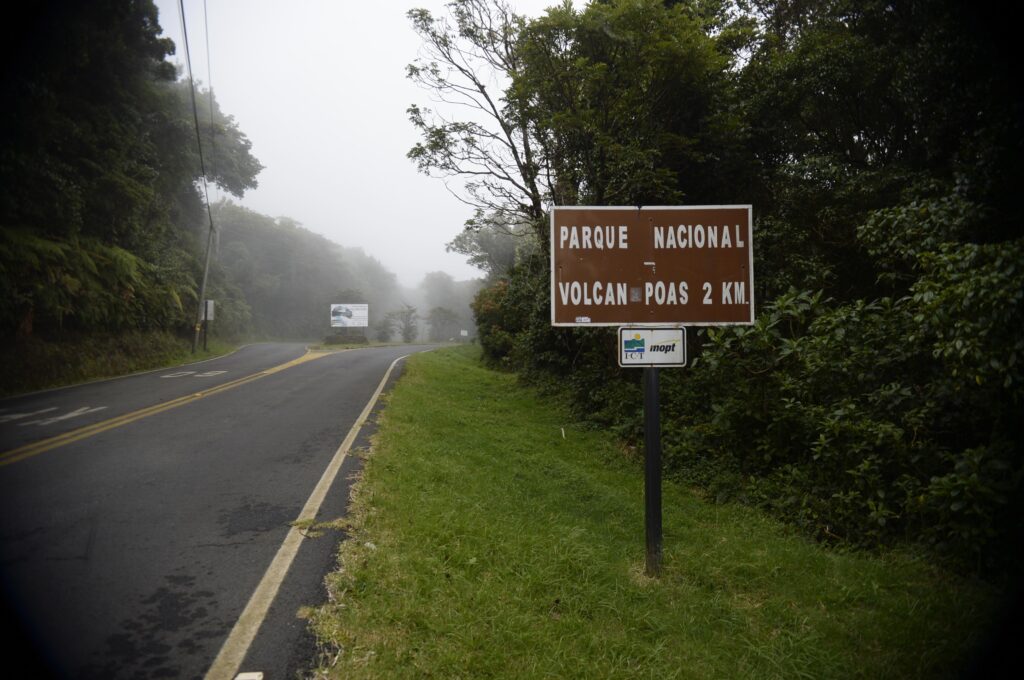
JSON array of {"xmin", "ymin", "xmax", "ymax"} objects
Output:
[
  {"xmin": 472, "ymin": 279, "xmax": 516, "ymax": 364},
  {"xmin": 660, "ymin": 215, "xmax": 1023, "ymax": 569},
  {"xmin": 0, "ymin": 229, "xmax": 195, "ymax": 336}
]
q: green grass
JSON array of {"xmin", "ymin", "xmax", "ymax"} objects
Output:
[
  {"xmin": 311, "ymin": 346, "xmax": 996, "ymax": 679},
  {"xmin": 0, "ymin": 330, "xmax": 235, "ymax": 397}
]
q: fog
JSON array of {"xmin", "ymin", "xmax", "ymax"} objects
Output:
[{"xmin": 154, "ymin": 0, "xmax": 559, "ymax": 288}]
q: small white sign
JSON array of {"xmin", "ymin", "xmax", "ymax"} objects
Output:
[
  {"xmin": 331, "ymin": 304, "xmax": 369, "ymax": 328},
  {"xmin": 618, "ymin": 327, "xmax": 686, "ymax": 367},
  {"xmin": 460, "ymin": 329, "xmax": 469, "ymax": 337},
  {"xmin": 202, "ymin": 299, "xmax": 215, "ymax": 321}
]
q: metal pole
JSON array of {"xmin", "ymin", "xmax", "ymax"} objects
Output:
[
  {"xmin": 644, "ymin": 366, "xmax": 663, "ymax": 576},
  {"xmin": 192, "ymin": 227, "xmax": 214, "ymax": 353}
]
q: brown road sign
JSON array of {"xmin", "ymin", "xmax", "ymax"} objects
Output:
[{"xmin": 550, "ymin": 205, "xmax": 754, "ymax": 326}]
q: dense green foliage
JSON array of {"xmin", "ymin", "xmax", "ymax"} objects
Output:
[
  {"xmin": 414, "ymin": 0, "xmax": 1023, "ymax": 571},
  {"xmin": 0, "ymin": 0, "xmax": 263, "ymax": 340}
]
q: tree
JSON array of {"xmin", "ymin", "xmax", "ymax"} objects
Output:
[
  {"xmin": 446, "ymin": 211, "xmax": 529, "ymax": 280},
  {"xmin": 406, "ymin": 0, "xmax": 546, "ymax": 239},
  {"xmin": 418, "ymin": 271, "xmax": 458, "ymax": 311},
  {"xmin": 738, "ymin": 0, "xmax": 1023, "ymax": 301},
  {"xmin": 170, "ymin": 81, "xmax": 264, "ymax": 200},
  {"xmin": 337, "ymin": 247, "xmax": 403, "ymax": 335},
  {"xmin": 387, "ymin": 304, "xmax": 419, "ymax": 343},
  {"xmin": 426, "ymin": 306, "xmax": 461, "ymax": 342},
  {"xmin": 399, "ymin": 305, "xmax": 419, "ymax": 343},
  {"xmin": 517, "ymin": 0, "xmax": 745, "ymax": 209},
  {"xmin": 329, "ymin": 288, "xmax": 368, "ymax": 342},
  {"xmin": 374, "ymin": 313, "xmax": 397, "ymax": 342}
]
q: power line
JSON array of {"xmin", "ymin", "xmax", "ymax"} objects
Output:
[
  {"xmin": 176, "ymin": 0, "xmax": 213, "ymax": 198},
  {"xmin": 204, "ymin": 0, "xmax": 216, "ymax": 194}
]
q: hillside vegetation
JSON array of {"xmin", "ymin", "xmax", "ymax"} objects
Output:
[{"xmin": 411, "ymin": 0, "xmax": 1023, "ymax": 574}]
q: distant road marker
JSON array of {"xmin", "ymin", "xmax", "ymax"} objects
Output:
[{"xmin": 0, "ymin": 407, "xmax": 58, "ymax": 423}]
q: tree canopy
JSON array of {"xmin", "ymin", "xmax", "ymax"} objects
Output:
[
  {"xmin": 0, "ymin": 0, "xmax": 262, "ymax": 339},
  {"xmin": 211, "ymin": 202, "xmax": 404, "ymax": 340}
]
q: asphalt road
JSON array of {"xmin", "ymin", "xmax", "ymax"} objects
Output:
[{"xmin": 0, "ymin": 343, "xmax": 433, "ymax": 679}]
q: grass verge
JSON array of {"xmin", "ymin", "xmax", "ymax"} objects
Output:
[
  {"xmin": 1, "ymin": 330, "xmax": 235, "ymax": 397},
  {"xmin": 310, "ymin": 346, "xmax": 996, "ymax": 679}
]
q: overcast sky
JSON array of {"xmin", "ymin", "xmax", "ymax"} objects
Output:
[{"xmin": 154, "ymin": 0, "xmax": 561, "ymax": 288}]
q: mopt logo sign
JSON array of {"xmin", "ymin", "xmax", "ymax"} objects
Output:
[
  {"xmin": 623, "ymin": 333, "xmax": 646, "ymax": 357},
  {"xmin": 618, "ymin": 327, "xmax": 686, "ymax": 367}
]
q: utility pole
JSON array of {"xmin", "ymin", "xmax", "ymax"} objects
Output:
[
  {"xmin": 192, "ymin": 226, "xmax": 214, "ymax": 353},
  {"xmin": 177, "ymin": 0, "xmax": 217, "ymax": 354}
]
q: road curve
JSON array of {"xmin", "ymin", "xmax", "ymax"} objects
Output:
[{"xmin": 0, "ymin": 343, "xmax": 435, "ymax": 679}]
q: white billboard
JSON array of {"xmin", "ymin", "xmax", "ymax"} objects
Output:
[{"xmin": 330, "ymin": 304, "xmax": 369, "ymax": 328}]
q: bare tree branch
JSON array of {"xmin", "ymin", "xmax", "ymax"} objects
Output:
[{"xmin": 406, "ymin": 0, "xmax": 548, "ymax": 236}]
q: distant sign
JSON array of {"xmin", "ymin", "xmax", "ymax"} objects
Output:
[
  {"xmin": 201, "ymin": 300, "xmax": 215, "ymax": 321},
  {"xmin": 550, "ymin": 206, "xmax": 754, "ymax": 326},
  {"xmin": 618, "ymin": 327, "xmax": 686, "ymax": 367},
  {"xmin": 330, "ymin": 304, "xmax": 368, "ymax": 328},
  {"xmin": 460, "ymin": 329, "xmax": 469, "ymax": 337}
]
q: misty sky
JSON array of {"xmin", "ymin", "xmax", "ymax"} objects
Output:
[{"xmin": 154, "ymin": 0, "xmax": 560, "ymax": 288}]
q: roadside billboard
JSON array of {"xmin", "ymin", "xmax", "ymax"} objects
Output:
[{"xmin": 330, "ymin": 304, "xmax": 369, "ymax": 328}]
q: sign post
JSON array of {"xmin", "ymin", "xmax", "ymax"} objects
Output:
[
  {"xmin": 551, "ymin": 206, "xmax": 753, "ymax": 577},
  {"xmin": 618, "ymin": 327, "xmax": 685, "ymax": 575},
  {"xmin": 201, "ymin": 300, "xmax": 214, "ymax": 351},
  {"xmin": 643, "ymin": 366, "xmax": 662, "ymax": 575}
]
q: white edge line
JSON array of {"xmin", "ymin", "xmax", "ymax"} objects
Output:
[{"xmin": 203, "ymin": 352, "xmax": 413, "ymax": 680}]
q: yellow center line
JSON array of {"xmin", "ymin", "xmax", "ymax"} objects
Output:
[{"xmin": 0, "ymin": 351, "xmax": 330, "ymax": 468}]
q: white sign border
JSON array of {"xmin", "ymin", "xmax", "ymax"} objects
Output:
[{"xmin": 549, "ymin": 205, "xmax": 755, "ymax": 327}]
